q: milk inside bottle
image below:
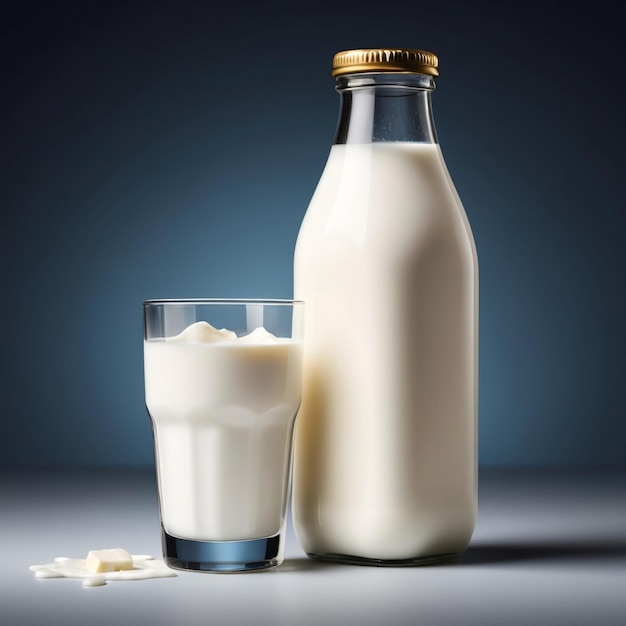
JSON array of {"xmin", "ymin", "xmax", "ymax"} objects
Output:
[{"xmin": 292, "ymin": 48, "xmax": 478, "ymax": 565}]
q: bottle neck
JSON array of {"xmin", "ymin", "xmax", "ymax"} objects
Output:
[{"xmin": 332, "ymin": 73, "xmax": 438, "ymax": 145}]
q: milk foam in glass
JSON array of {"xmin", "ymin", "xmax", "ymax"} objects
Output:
[
  {"xmin": 144, "ymin": 299, "xmax": 304, "ymax": 572},
  {"xmin": 292, "ymin": 48, "xmax": 478, "ymax": 565}
]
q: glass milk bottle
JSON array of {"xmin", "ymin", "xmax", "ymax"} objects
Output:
[{"xmin": 292, "ymin": 48, "xmax": 478, "ymax": 565}]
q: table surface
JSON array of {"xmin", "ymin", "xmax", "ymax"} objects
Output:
[{"xmin": 1, "ymin": 467, "xmax": 625, "ymax": 626}]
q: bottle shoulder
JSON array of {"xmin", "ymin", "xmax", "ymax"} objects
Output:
[{"xmin": 296, "ymin": 142, "xmax": 471, "ymax": 251}]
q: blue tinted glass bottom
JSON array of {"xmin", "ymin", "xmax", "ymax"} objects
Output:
[{"xmin": 162, "ymin": 527, "xmax": 282, "ymax": 572}]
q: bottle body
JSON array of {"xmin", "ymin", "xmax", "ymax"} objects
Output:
[{"xmin": 292, "ymin": 60, "xmax": 478, "ymax": 564}]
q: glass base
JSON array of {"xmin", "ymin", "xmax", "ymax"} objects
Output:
[
  {"xmin": 162, "ymin": 528, "xmax": 283, "ymax": 572},
  {"xmin": 307, "ymin": 551, "xmax": 462, "ymax": 567}
]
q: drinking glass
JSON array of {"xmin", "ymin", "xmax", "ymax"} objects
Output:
[{"xmin": 143, "ymin": 299, "xmax": 304, "ymax": 572}]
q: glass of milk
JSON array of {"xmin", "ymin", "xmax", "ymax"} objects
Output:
[{"xmin": 143, "ymin": 299, "xmax": 304, "ymax": 572}]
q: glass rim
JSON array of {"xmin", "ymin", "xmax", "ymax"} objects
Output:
[{"xmin": 143, "ymin": 298, "xmax": 304, "ymax": 307}]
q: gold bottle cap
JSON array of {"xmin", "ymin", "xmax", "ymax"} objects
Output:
[{"xmin": 332, "ymin": 48, "xmax": 439, "ymax": 77}]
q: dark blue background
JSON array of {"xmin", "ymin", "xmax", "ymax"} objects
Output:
[{"xmin": 2, "ymin": 1, "xmax": 624, "ymax": 467}]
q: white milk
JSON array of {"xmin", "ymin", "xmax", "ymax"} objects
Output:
[
  {"xmin": 293, "ymin": 142, "xmax": 478, "ymax": 561},
  {"xmin": 29, "ymin": 554, "xmax": 176, "ymax": 587},
  {"xmin": 144, "ymin": 323, "xmax": 303, "ymax": 542}
]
